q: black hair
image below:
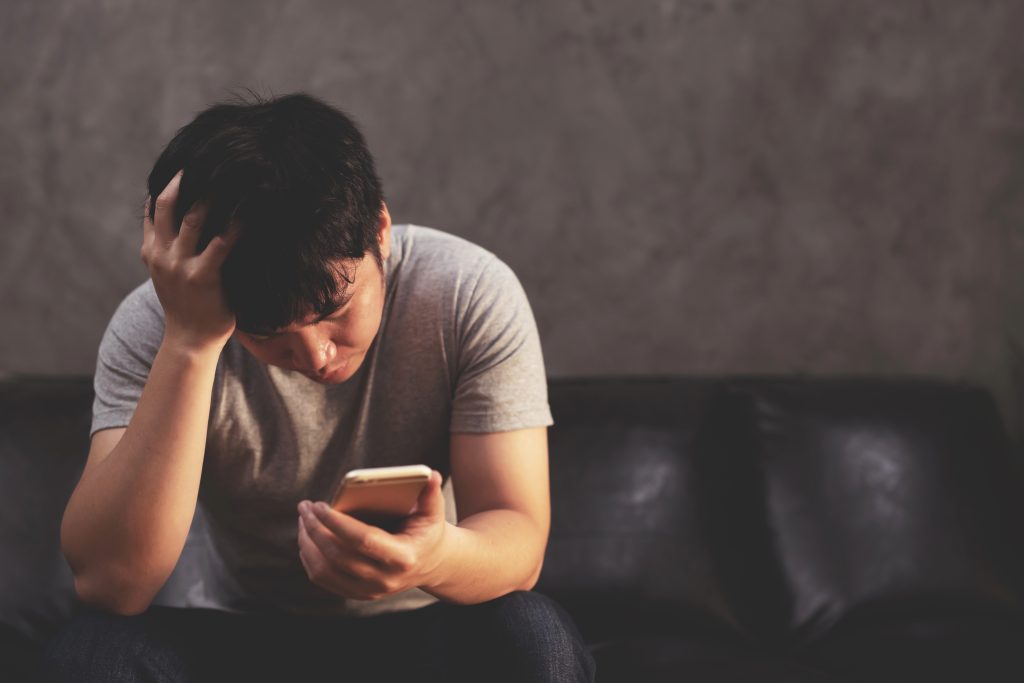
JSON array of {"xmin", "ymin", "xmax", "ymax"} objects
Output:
[{"xmin": 146, "ymin": 92, "xmax": 384, "ymax": 335}]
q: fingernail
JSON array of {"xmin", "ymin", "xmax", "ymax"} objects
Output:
[{"xmin": 299, "ymin": 501, "xmax": 310, "ymax": 514}]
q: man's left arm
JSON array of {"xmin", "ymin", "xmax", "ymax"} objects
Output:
[{"xmin": 424, "ymin": 426, "xmax": 550, "ymax": 604}]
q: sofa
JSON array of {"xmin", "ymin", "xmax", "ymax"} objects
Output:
[{"xmin": 3, "ymin": 375, "xmax": 1024, "ymax": 681}]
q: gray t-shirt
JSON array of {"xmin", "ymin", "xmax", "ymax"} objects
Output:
[{"xmin": 91, "ymin": 224, "xmax": 553, "ymax": 617}]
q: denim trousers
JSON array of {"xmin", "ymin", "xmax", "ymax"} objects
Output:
[{"xmin": 39, "ymin": 591, "xmax": 595, "ymax": 682}]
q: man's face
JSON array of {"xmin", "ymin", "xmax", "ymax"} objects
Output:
[{"xmin": 232, "ymin": 211, "xmax": 391, "ymax": 385}]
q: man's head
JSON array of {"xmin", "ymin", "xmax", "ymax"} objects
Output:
[{"xmin": 147, "ymin": 92, "xmax": 390, "ymax": 383}]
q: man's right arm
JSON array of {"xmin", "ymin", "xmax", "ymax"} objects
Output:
[
  {"xmin": 60, "ymin": 171, "xmax": 240, "ymax": 615},
  {"xmin": 61, "ymin": 341, "xmax": 222, "ymax": 615}
]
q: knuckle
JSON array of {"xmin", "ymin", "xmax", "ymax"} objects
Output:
[
  {"xmin": 356, "ymin": 534, "xmax": 379, "ymax": 558},
  {"xmin": 391, "ymin": 550, "xmax": 414, "ymax": 573},
  {"xmin": 154, "ymin": 194, "xmax": 174, "ymax": 213},
  {"xmin": 148, "ymin": 258, "xmax": 167, "ymax": 276},
  {"xmin": 182, "ymin": 210, "xmax": 204, "ymax": 230},
  {"xmin": 308, "ymin": 562, "xmax": 328, "ymax": 584},
  {"xmin": 182, "ymin": 266, "xmax": 208, "ymax": 287}
]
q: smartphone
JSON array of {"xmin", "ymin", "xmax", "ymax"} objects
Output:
[{"xmin": 330, "ymin": 465, "xmax": 432, "ymax": 527}]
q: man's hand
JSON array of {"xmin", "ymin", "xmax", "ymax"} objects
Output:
[
  {"xmin": 296, "ymin": 470, "xmax": 449, "ymax": 600},
  {"xmin": 142, "ymin": 170, "xmax": 241, "ymax": 354}
]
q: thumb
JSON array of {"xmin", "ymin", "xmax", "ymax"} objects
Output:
[{"xmin": 412, "ymin": 470, "xmax": 445, "ymax": 519}]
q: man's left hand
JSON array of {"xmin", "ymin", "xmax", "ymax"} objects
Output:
[{"xmin": 296, "ymin": 470, "xmax": 448, "ymax": 600}]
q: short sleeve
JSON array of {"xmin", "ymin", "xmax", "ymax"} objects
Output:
[
  {"xmin": 91, "ymin": 280, "xmax": 165, "ymax": 437},
  {"xmin": 451, "ymin": 256, "xmax": 553, "ymax": 433}
]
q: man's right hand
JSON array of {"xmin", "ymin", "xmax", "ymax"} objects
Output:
[{"xmin": 141, "ymin": 170, "xmax": 241, "ymax": 354}]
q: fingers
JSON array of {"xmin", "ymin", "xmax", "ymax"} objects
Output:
[
  {"xmin": 305, "ymin": 501, "xmax": 403, "ymax": 565},
  {"xmin": 147, "ymin": 170, "xmax": 243, "ymax": 267},
  {"xmin": 141, "ymin": 196, "xmax": 155, "ymax": 265},
  {"xmin": 174, "ymin": 202, "xmax": 207, "ymax": 257},
  {"xmin": 297, "ymin": 517, "xmax": 315, "ymax": 576},
  {"xmin": 196, "ymin": 218, "xmax": 243, "ymax": 269},
  {"xmin": 300, "ymin": 511, "xmax": 385, "ymax": 577},
  {"xmin": 412, "ymin": 470, "xmax": 445, "ymax": 518},
  {"xmin": 153, "ymin": 170, "xmax": 183, "ymax": 244},
  {"xmin": 299, "ymin": 516, "xmax": 351, "ymax": 593},
  {"xmin": 307, "ymin": 502, "xmax": 405, "ymax": 566},
  {"xmin": 298, "ymin": 517, "xmax": 381, "ymax": 597}
]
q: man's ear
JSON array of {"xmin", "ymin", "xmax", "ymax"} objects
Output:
[{"xmin": 378, "ymin": 202, "xmax": 392, "ymax": 260}]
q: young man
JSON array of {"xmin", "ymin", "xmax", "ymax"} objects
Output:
[{"xmin": 43, "ymin": 93, "xmax": 594, "ymax": 682}]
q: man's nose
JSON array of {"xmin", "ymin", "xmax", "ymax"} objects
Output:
[{"xmin": 292, "ymin": 328, "xmax": 337, "ymax": 373}]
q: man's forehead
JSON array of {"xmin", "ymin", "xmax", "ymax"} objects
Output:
[
  {"xmin": 285, "ymin": 290, "xmax": 354, "ymax": 330},
  {"xmin": 238, "ymin": 256, "xmax": 375, "ymax": 336},
  {"xmin": 272, "ymin": 260, "xmax": 363, "ymax": 331}
]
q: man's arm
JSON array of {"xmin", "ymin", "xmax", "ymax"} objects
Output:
[
  {"xmin": 63, "ymin": 343, "xmax": 222, "ymax": 615},
  {"xmin": 61, "ymin": 172, "xmax": 239, "ymax": 615},
  {"xmin": 424, "ymin": 427, "xmax": 550, "ymax": 603}
]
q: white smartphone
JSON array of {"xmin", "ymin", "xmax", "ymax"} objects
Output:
[{"xmin": 330, "ymin": 465, "xmax": 432, "ymax": 525}]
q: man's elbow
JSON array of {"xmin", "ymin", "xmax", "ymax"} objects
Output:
[
  {"xmin": 72, "ymin": 571, "xmax": 157, "ymax": 616},
  {"xmin": 518, "ymin": 574, "xmax": 540, "ymax": 592},
  {"xmin": 519, "ymin": 555, "xmax": 545, "ymax": 592}
]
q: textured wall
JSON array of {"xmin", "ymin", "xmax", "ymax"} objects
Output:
[{"xmin": 2, "ymin": 1, "xmax": 1023, "ymax": 433}]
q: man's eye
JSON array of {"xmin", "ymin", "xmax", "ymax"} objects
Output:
[{"xmin": 249, "ymin": 334, "xmax": 273, "ymax": 342}]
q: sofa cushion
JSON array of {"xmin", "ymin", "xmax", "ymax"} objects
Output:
[
  {"xmin": 592, "ymin": 635, "xmax": 842, "ymax": 683},
  {"xmin": 806, "ymin": 608, "xmax": 1024, "ymax": 683},
  {"xmin": 0, "ymin": 376, "xmax": 92, "ymax": 642},
  {"xmin": 739, "ymin": 378, "xmax": 1024, "ymax": 644}
]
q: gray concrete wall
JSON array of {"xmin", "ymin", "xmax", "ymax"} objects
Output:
[{"xmin": 2, "ymin": 1, "xmax": 1024, "ymax": 434}]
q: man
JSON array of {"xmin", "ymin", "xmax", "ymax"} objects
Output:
[{"xmin": 43, "ymin": 93, "xmax": 594, "ymax": 682}]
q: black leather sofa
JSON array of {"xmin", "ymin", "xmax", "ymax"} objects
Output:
[{"xmin": 3, "ymin": 375, "xmax": 1024, "ymax": 681}]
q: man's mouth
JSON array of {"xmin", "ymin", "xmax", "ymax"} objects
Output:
[{"xmin": 302, "ymin": 357, "xmax": 350, "ymax": 381}]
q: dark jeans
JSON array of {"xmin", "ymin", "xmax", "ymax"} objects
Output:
[{"xmin": 39, "ymin": 591, "xmax": 595, "ymax": 682}]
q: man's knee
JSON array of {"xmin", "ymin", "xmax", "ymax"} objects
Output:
[
  {"xmin": 40, "ymin": 610, "xmax": 191, "ymax": 683},
  {"xmin": 487, "ymin": 590, "xmax": 572, "ymax": 631},
  {"xmin": 467, "ymin": 590, "xmax": 595, "ymax": 683}
]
